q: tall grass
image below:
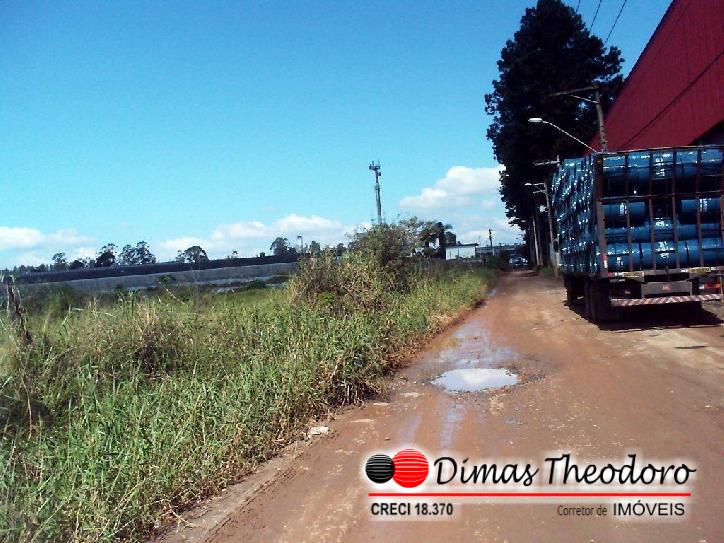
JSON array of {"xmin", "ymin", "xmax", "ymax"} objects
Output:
[{"xmin": 1, "ymin": 264, "xmax": 493, "ymax": 542}]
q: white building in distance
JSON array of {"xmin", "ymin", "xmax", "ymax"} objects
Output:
[{"xmin": 445, "ymin": 243, "xmax": 478, "ymax": 260}]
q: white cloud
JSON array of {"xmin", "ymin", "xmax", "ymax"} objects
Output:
[
  {"xmin": 458, "ymin": 218, "xmax": 523, "ymax": 245},
  {"xmin": 0, "ymin": 227, "xmax": 45, "ymax": 250},
  {"xmin": 6, "ymin": 251, "xmax": 47, "ymax": 267},
  {"xmin": 211, "ymin": 221, "xmax": 269, "ymax": 241},
  {"xmin": 158, "ymin": 213, "xmax": 355, "ymax": 260},
  {"xmin": 274, "ymin": 214, "xmax": 343, "ymax": 235},
  {"xmin": 0, "ymin": 226, "xmax": 93, "ymax": 253},
  {"xmin": 67, "ymin": 247, "xmax": 97, "ymax": 261},
  {"xmin": 46, "ymin": 229, "xmax": 92, "ymax": 247},
  {"xmin": 159, "ymin": 236, "xmax": 212, "ymax": 253},
  {"xmin": 400, "ymin": 166, "xmax": 504, "ymax": 211}
]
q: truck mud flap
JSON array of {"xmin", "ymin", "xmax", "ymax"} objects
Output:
[{"xmin": 610, "ymin": 293, "xmax": 721, "ymax": 306}]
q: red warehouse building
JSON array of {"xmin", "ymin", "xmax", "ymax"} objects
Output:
[{"xmin": 591, "ymin": 0, "xmax": 724, "ymax": 151}]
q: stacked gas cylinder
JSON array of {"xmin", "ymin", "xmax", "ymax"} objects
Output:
[{"xmin": 551, "ymin": 147, "xmax": 723, "ymax": 275}]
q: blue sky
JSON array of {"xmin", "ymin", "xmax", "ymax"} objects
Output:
[{"xmin": 1, "ymin": 0, "xmax": 671, "ymax": 267}]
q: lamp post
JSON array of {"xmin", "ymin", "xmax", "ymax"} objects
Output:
[
  {"xmin": 528, "ymin": 117, "xmax": 598, "ymax": 153},
  {"xmin": 526, "ymin": 181, "xmax": 558, "ymax": 277},
  {"xmin": 547, "ymin": 85, "xmax": 608, "ymax": 151}
]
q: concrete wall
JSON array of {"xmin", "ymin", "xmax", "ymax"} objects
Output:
[
  {"xmin": 14, "ymin": 262, "xmax": 298, "ymax": 295},
  {"xmin": 445, "ymin": 245, "xmax": 477, "ymax": 259}
]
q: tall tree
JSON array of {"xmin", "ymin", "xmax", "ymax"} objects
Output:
[
  {"xmin": 270, "ymin": 237, "xmax": 291, "ymax": 256},
  {"xmin": 51, "ymin": 252, "xmax": 67, "ymax": 271},
  {"xmin": 175, "ymin": 245, "xmax": 209, "ymax": 264},
  {"xmin": 94, "ymin": 243, "xmax": 117, "ymax": 268},
  {"xmin": 485, "ymin": 0, "xmax": 623, "ymax": 232},
  {"xmin": 120, "ymin": 241, "xmax": 157, "ymax": 265},
  {"xmin": 444, "ymin": 231, "xmax": 457, "ymax": 246},
  {"xmin": 308, "ymin": 241, "xmax": 321, "ymax": 256}
]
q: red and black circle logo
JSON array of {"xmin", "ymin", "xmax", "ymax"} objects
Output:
[{"xmin": 365, "ymin": 448, "xmax": 429, "ymax": 488}]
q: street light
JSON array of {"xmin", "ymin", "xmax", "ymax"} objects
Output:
[
  {"xmin": 528, "ymin": 117, "xmax": 598, "ymax": 153},
  {"xmin": 525, "ymin": 181, "xmax": 558, "ymax": 277},
  {"xmin": 547, "ymin": 85, "xmax": 608, "ymax": 151}
]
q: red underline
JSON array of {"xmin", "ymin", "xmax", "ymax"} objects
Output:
[{"xmin": 368, "ymin": 492, "xmax": 691, "ymax": 497}]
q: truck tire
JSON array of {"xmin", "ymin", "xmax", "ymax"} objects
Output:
[
  {"xmin": 565, "ymin": 279, "xmax": 576, "ymax": 305},
  {"xmin": 584, "ymin": 280, "xmax": 593, "ymax": 320},
  {"xmin": 590, "ymin": 281, "xmax": 600, "ymax": 323},
  {"xmin": 593, "ymin": 280, "xmax": 612, "ymax": 323}
]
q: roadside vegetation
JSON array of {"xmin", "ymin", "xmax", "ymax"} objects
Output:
[{"xmin": 1, "ymin": 223, "xmax": 495, "ymax": 542}]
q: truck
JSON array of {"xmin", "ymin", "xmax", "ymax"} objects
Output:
[{"xmin": 551, "ymin": 145, "xmax": 723, "ymax": 322}]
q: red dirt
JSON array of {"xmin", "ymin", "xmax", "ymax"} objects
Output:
[{"xmin": 157, "ymin": 272, "xmax": 724, "ymax": 543}]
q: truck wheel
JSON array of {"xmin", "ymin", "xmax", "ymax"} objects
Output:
[
  {"xmin": 590, "ymin": 282, "xmax": 600, "ymax": 323},
  {"xmin": 584, "ymin": 280, "xmax": 592, "ymax": 320},
  {"xmin": 593, "ymin": 280, "xmax": 611, "ymax": 323},
  {"xmin": 566, "ymin": 282, "xmax": 576, "ymax": 305}
]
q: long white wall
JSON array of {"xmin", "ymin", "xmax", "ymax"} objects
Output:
[{"xmin": 15, "ymin": 262, "xmax": 299, "ymax": 295}]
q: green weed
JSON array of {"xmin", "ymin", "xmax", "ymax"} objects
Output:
[{"xmin": 0, "ymin": 264, "xmax": 494, "ymax": 542}]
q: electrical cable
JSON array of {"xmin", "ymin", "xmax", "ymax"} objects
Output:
[
  {"xmin": 604, "ymin": 0, "xmax": 628, "ymax": 45},
  {"xmin": 589, "ymin": 0, "xmax": 603, "ymax": 30}
]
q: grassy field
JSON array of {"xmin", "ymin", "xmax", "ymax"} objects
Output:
[{"xmin": 1, "ymin": 262, "xmax": 494, "ymax": 542}]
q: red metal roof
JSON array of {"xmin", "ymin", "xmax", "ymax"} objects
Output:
[{"xmin": 591, "ymin": 0, "xmax": 724, "ymax": 151}]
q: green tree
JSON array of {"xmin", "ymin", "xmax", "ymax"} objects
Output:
[
  {"xmin": 485, "ymin": 0, "xmax": 623, "ymax": 231},
  {"xmin": 175, "ymin": 245, "xmax": 209, "ymax": 264},
  {"xmin": 308, "ymin": 241, "xmax": 321, "ymax": 256},
  {"xmin": 120, "ymin": 241, "xmax": 157, "ymax": 266},
  {"xmin": 398, "ymin": 217, "xmax": 454, "ymax": 257},
  {"xmin": 51, "ymin": 252, "xmax": 67, "ymax": 271},
  {"xmin": 270, "ymin": 237, "xmax": 291, "ymax": 256},
  {"xmin": 94, "ymin": 243, "xmax": 117, "ymax": 268}
]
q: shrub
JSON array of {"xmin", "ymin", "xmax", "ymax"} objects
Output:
[{"xmin": 0, "ymin": 260, "xmax": 494, "ymax": 542}]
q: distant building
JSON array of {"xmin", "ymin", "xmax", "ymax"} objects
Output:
[
  {"xmin": 475, "ymin": 243, "xmax": 520, "ymax": 258},
  {"xmin": 445, "ymin": 243, "xmax": 478, "ymax": 259}
]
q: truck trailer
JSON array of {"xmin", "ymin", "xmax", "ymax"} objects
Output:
[{"xmin": 551, "ymin": 145, "xmax": 723, "ymax": 322}]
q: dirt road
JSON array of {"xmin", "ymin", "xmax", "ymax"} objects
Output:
[{"xmin": 162, "ymin": 272, "xmax": 724, "ymax": 543}]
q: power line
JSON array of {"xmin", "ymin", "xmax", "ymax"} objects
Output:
[
  {"xmin": 603, "ymin": 0, "xmax": 627, "ymax": 45},
  {"xmin": 575, "ymin": 0, "xmax": 582, "ymax": 13},
  {"xmin": 589, "ymin": 0, "xmax": 602, "ymax": 30}
]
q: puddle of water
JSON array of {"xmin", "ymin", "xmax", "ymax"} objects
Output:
[{"xmin": 432, "ymin": 368, "xmax": 518, "ymax": 393}]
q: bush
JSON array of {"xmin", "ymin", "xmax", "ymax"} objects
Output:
[
  {"xmin": 485, "ymin": 255, "xmax": 510, "ymax": 271},
  {"xmin": 0, "ymin": 259, "xmax": 494, "ymax": 542},
  {"xmin": 290, "ymin": 223, "xmax": 420, "ymax": 312},
  {"xmin": 19, "ymin": 285, "xmax": 87, "ymax": 318}
]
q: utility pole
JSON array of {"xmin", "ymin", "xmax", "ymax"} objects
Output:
[
  {"xmin": 526, "ymin": 181, "xmax": 558, "ymax": 276},
  {"xmin": 547, "ymin": 85, "xmax": 608, "ymax": 151},
  {"xmin": 541, "ymin": 183, "xmax": 557, "ymax": 276},
  {"xmin": 488, "ymin": 228, "xmax": 493, "ymax": 254},
  {"xmin": 531, "ymin": 213, "xmax": 541, "ymax": 268},
  {"xmin": 368, "ymin": 161, "xmax": 383, "ymax": 225}
]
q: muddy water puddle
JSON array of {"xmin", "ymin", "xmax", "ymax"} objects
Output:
[{"xmin": 432, "ymin": 368, "xmax": 518, "ymax": 393}]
